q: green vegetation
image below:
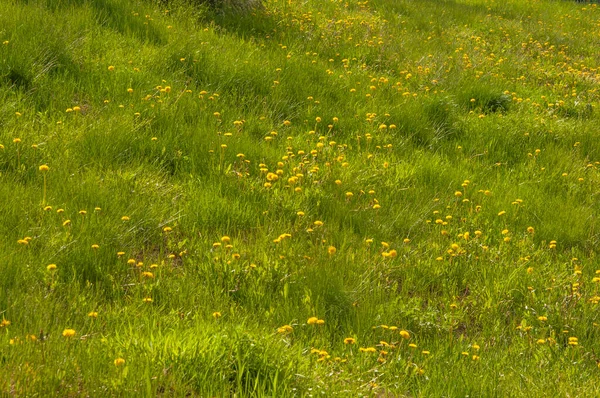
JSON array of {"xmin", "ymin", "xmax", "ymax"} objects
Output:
[{"xmin": 1, "ymin": 0, "xmax": 600, "ymax": 395}]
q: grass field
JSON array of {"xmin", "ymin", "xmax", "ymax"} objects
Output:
[{"xmin": 1, "ymin": 0, "xmax": 600, "ymax": 395}]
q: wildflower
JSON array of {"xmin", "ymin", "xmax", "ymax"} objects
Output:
[
  {"xmin": 88, "ymin": 311, "xmax": 98, "ymax": 318},
  {"xmin": 277, "ymin": 325, "xmax": 293, "ymax": 334},
  {"xmin": 62, "ymin": 329, "xmax": 76, "ymax": 338},
  {"xmin": 46, "ymin": 264, "xmax": 57, "ymax": 271},
  {"xmin": 328, "ymin": 246, "xmax": 337, "ymax": 255},
  {"xmin": 307, "ymin": 317, "xmax": 319, "ymax": 325},
  {"xmin": 0, "ymin": 319, "xmax": 10, "ymax": 327},
  {"xmin": 91, "ymin": 244, "xmax": 100, "ymax": 250},
  {"xmin": 344, "ymin": 337, "xmax": 356, "ymax": 345},
  {"xmin": 359, "ymin": 347, "xmax": 377, "ymax": 353},
  {"xmin": 39, "ymin": 164, "xmax": 49, "ymax": 172},
  {"xmin": 141, "ymin": 271, "xmax": 154, "ymax": 279},
  {"xmin": 114, "ymin": 358, "xmax": 126, "ymax": 366},
  {"xmin": 212, "ymin": 312, "xmax": 221, "ymax": 319},
  {"xmin": 143, "ymin": 297, "xmax": 153, "ymax": 303}
]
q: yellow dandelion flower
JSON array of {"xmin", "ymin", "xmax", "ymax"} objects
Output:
[{"xmin": 62, "ymin": 329, "xmax": 76, "ymax": 338}]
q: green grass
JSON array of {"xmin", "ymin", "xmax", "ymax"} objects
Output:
[{"xmin": 1, "ymin": 0, "xmax": 600, "ymax": 395}]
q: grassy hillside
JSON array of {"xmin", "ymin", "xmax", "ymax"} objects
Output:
[{"xmin": 1, "ymin": 0, "xmax": 600, "ymax": 395}]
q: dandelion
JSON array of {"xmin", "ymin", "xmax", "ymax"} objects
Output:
[
  {"xmin": 212, "ymin": 312, "xmax": 222, "ymax": 319},
  {"xmin": 399, "ymin": 330, "xmax": 410, "ymax": 339},
  {"xmin": 143, "ymin": 297, "xmax": 153, "ymax": 303},
  {"xmin": 307, "ymin": 317, "xmax": 319, "ymax": 325},
  {"xmin": 328, "ymin": 246, "xmax": 337, "ymax": 255},
  {"xmin": 39, "ymin": 165, "xmax": 50, "ymax": 205},
  {"xmin": 46, "ymin": 264, "xmax": 57, "ymax": 271},
  {"xmin": 88, "ymin": 311, "xmax": 98, "ymax": 318},
  {"xmin": 277, "ymin": 325, "xmax": 293, "ymax": 334},
  {"xmin": 114, "ymin": 358, "xmax": 126, "ymax": 366},
  {"xmin": 62, "ymin": 329, "xmax": 76, "ymax": 338},
  {"xmin": 344, "ymin": 337, "xmax": 356, "ymax": 345},
  {"xmin": 359, "ymin": 347, "xmax": 377, "ymax": 353}
]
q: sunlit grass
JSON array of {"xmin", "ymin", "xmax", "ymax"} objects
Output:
[{"xmin": 1, "ymin": 0, "xmax": 600, "ymax": 395}]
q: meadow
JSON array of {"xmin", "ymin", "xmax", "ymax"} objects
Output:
[{"xmin": 1, "ymin": 0, "xmax": 600, "ymax": 395}]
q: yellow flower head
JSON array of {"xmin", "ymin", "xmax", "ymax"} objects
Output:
[
  {"xmin": 62, "ymin": 328, "xmax": 76, "ymax": 338},
  {"xmin": 39, "ymin": 164, "xmax": 49, "ymax": 172}
]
